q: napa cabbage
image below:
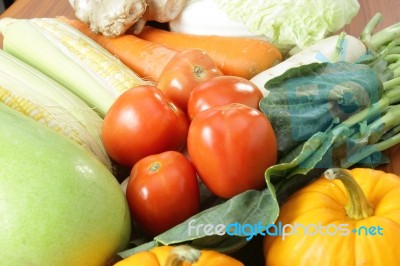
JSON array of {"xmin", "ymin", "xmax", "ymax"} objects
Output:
[{"xmin": 213, "ymin": 0, "xmax": 360, "ymax": 54}]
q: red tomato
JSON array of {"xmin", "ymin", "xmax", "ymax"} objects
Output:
[
  {"xmin": 187, "ymin": 103, "xmax": 277, "ymax": 198},
  {"xmin": 187, "ymin": 75, "xmax": 263, "ymax": 120},
  {"xmin": 102, "ymin": 85, "xmax": 189, "ymax": 167},
  {"xmin": 126, "ymin": 151, "xmax": 200, "ymax": 236},
  {"xmin": 157, "ymin": 48, "xmax": 223, "ymax": 113}
]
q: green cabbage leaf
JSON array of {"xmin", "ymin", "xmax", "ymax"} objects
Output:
[{"xmin": 213, "ymin": 0, "xmax": 360, "ymax": 53}]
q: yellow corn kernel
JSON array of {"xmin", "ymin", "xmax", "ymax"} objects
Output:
[
  {"xmin": 0, "ymin": 49, "xmax": 112, "ymax": 171},
  {"xmin": 0, "ymin": 86, "xmax": 84, "ymax": 146}
]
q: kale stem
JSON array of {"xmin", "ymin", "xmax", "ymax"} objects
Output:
[
  {"xmin": 338, "ymin": 84, "xmax": 400, "ymax": 130},
  {"xmin": 386, "ymin": 46, "xmax": 400, "ymax": 55},
  {"xmin": 392, "ymin": 66, "xmax": 400, "ymax": 78},
  {"xmin": 386, "ymin": 86, "xmax": 400, "ymax": 103},
  {"xmin": 365, "ymin": 105, "xmax": 400, "ymax": 144},
  {"xmin": 388, "ymin": 61, "xmax": 400, "ymax": 70},
  {"xmin": 343, "ymin": 104, "xmax": 400, "ymax": 167},
  {"xmin": 388, "ymin": 38, "xmax": 400, "ymax": 46},
  {"xmin": 355, "ymin": 53, "xmax": 379, "ymax": 64},
  {"xmin": 382, "ymin": 124, "xmax": 400, "ymax": 140},
  {"xmin": 384, "ymin": 54, "xmax": 400, "ymax": 64},
  {"xmin": 375, "ymin": 39, "xmax": 397, "ymax": 57},
  {"xmin": 342, "ymin": 131, "xmax": 400, "ymax": 169},
  {"xmin": 373, "ymin": 131, "xmax": 400, "ymax": 151},
  {"xmin": 384, "ymin": 76, "xmax": 400, "ymax": 90},
  {"xmin": 377, "ymin": 39, "xmax": 400, "ymax": 54},
  {"xmin": 360, "ymin": 13, "xmax": 383, "ymax": 49},
  {"xmin": 339, "ymin": 97, "xmax": 390, "ymax": 128},
  {"xmin": 371, "ymin": 25, "xmax": 400, "ymax": 51}
]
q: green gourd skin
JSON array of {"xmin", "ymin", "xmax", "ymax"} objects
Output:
[{"xmin": 0, "ymin": 102, "xmax": 131, "ymax": 266}]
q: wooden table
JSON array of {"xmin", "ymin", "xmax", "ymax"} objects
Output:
[{"xmin": 1, "ymin": 1, "xmax": 400, "ymax": 265}]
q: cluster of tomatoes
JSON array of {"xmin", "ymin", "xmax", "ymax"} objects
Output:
[{"xmin": 101, "ymin": 49, "xmax": 278, "ymax": 237}]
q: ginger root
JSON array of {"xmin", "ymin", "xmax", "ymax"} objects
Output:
[
  {"xmin": 130, "ymin": 0, "xmax": 186, "ymax": 34},
  {"xmin": 68, "ymin": 0, "xmax": 185, "ymax": 37}
]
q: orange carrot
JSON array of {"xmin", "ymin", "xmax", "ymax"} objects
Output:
[
  {"xmin": 137, "ymin": 26, "xmax": 283, "ymax": 80},
  {"xmin": 58, "ymin": 17, "xmax": 178, "ymax": 82}
]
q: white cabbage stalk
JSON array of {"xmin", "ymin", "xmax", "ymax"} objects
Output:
[{"xmin": 170, "ymin": 0, "xmax": 259, "ymax": 37}]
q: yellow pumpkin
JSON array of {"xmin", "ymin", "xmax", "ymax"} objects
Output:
[
  {"xmin": 114, "ymin": 245, "xmax": 244, "ymax": 266},
  {"xmin": 264, "ymin": 168, "xmax": 400, "ymax": 265}
]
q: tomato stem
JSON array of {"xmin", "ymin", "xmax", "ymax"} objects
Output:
[
  {"xmin": 324, "ymin": 168, "xmax": 374, "ymax": 220},
  {"xmin": 148, "ymin": 162, "xmax": 161, "ymax": 172},
  {"xmin": 166, "ymin": 245, "xmax": 201, "ymax": 266},
  {"xmin": 193, "ymin": 65, "xmax": 205, "ymax": 78}
]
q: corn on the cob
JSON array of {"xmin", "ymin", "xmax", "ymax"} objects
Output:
[
  {"xmin": 0, "ymin": 17, "xmax": 152, "ymax": 118},
  {"xmin": 0, "ymin": 49, "xmax": 112, "ymax": 171}
]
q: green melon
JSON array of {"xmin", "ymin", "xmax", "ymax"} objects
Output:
[{"xmin": 0, "ymin": 103, "xmax": 131, "ymax": 266}]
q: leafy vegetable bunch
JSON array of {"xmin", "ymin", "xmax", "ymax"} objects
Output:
[{"xmin": 263, "ymin": 13, "xmax": 400, "ymax": 203}]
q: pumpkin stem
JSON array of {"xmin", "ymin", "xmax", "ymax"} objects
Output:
[
  {"xmin": 166, "ymin": 245, "xmax": 201, "ymax": 266},
  {"xmin": 324, "ymin": 168, "xmax": 374, "ymax": 220}
]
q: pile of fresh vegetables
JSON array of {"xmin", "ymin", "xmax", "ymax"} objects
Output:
[{"xmin": 2, "ymin": 1, "xmax": 400, "ymax": 265}]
